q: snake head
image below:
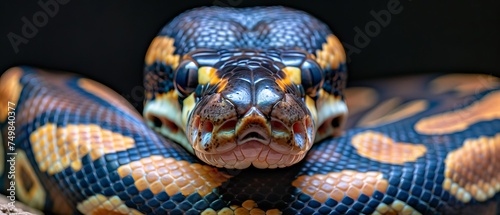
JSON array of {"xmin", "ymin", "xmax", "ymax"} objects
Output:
[
  {"xmin": 142, "ymin": 5, "xmax": 349, "ymax": 169},
  {"xmin": 159, "ymin": 49, "xmax": 346, "ymax": 169}
]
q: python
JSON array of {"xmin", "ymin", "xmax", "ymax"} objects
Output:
[
  {"xmin": 0, "ymin": 6, "xmax": 499, "ymax": 215},
  {"xmin": 143, "ymin": 7, "xmax": 348, "ymax": 169}
]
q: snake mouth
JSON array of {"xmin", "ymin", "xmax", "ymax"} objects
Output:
[
  {"xmin": 189, "ymin": 117, "xmax": 312, "ymax": 169},
  {"xmin": 194, "ymin": 141, "xmax": 308, "ymax": 169}
]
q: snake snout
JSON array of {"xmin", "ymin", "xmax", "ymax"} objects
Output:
[
  {"xmin": 189, "ymin": 92, "xmax": 315, "ymax": 169},
  {"xmin": 186, "ymin": 62, "xmax": 318, "ymax": 169}
]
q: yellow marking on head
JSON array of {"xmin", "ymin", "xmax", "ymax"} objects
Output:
[
  {"xmin": 443, "ymin": 134, "xmax": 500, "ymax": 203},
  {"xmin": 117, "ymin": 156, "xmax": 231, "ymax": 197},
  {"xmin": 162, "ymin": 90, "xmax": 179, "ymax": 100},
  {"xmin": 198, "ymin": 66, "xmax": 219, "ymax": 85},
  {"xmin": 30, "ymin": 124, "xmax": 135, "ymax": 175},
  {"xmin": 415, "ymin": 91, "xmax": 500, "ymax": 135},
  {"xmin": 292, "ymin": 171, "xmax": 388, "ymax": 203},
  {"xmin": 201, "ymin": 200, "xmax": 282, "ymax": 215},
  {"xmin": 315, "ymin": 35, "xmax": 346, "ymax": 70},
  {"xmin": 15, "ymin": 150, "xmax": 47, "ymax": 210},
  {"xmin": 282, "ymin": 66, "xmax": 301, "ymax": 85},
  {"xmin": 316, "ymin": 89, "xmax": 347, "ymax": 125},
  {"xmin": 305, "ymin": 96, "xmax": 318, "ymax": 124},
  {"xmin": 145, "ymin": 36, "xmax": 180, "ymax": 69},
  {"xmin": 143, "ymin": 91, "xmax": 192, "ymax": 153},
  {"xmin": 430, "ymin": 73, "xmax": 500, "ymax": 96},
  {"xmin": 0, "ymin": 67, "xmax": 23, "ymax": 123},
  {"xmin": 351, "ymin": 131, "xmax": 427, "ymax": 164},
  {"xmin": 357, "ymin": 98, "xmax": 428, "ymax": 127},
  {"xmin": 182, "ymin": 93, "xmax": 196, "ymax": 130},
  {"xmin": 315, "ymin": 89, "xmax": 348, "ymax": 140},
  {"xmin": 216, "ymin": 78, "xmax": 229, "ymax": 93},
  {"xmin": 275, "ymin": 67, "xmax": 302, "ymax": 92},
  {"xmin": 78, "ymin": 78, "xmax": 142, "ymax": 120},
  {"xmin": 77, "ymin": 194, "xmax": 142, "ymax": 215},
  {"xmin": 276, "ymin": 80, "xmax": 287, "ymax": 91}
]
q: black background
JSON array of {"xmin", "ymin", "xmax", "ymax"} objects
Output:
[{"xmin": 1, "ymin": 0, "xmax": 499, "ymax": 110}]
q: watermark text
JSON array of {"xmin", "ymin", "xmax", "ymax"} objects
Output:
[{"xmin": 5, "ymin": 101, "xmax": 17, "ymax": 209}]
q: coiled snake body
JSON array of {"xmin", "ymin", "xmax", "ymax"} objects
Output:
[{"xmin": 1, "ymin": 6, "xmax": 500, "ymax": 215}]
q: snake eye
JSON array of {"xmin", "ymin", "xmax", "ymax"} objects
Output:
[
  {"xmin": 300, "ymin": 59, "xmax": 323, "ymax": 97},
  {"xmin": 174, "ymin": 60, "xmax": 199, "ymax": 97}
]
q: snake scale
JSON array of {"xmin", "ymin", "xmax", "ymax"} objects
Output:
[{"xmin": 1, "ymin": 6, "xmax": 500, "ymax": 215}]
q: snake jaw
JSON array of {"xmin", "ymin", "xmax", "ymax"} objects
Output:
[
  {"xmin": 187, "ymin": 90, "xmax": 315, "ymax": 169},
  {"xmin": 194, "ymin": 144, "xmax": 309, "ymax": 169}
]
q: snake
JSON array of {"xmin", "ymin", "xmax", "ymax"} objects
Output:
[{"xmin": 1, "ymin": 6, "xmax": 500, "ymax": 215}]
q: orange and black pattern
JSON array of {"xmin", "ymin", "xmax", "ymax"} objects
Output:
[
  {"xmin": 1, "ymin": 6, "xmax": 500, "ymax": 215},
  {"xmin": 1, "ymin": 68, "xmax": 500, "ymax": 214},
  {"xmin": 142, "ymin": 7, "xmax": 349, "ymax": 169}
]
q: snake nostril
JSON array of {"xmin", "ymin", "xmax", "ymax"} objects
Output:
[
  {"xmin": 293, "ymin": 122, "xmax": 305, "ymax": 136},
  {"xmin": 202, "ymin": 121, "xmax": 214, "ymax": 134}
]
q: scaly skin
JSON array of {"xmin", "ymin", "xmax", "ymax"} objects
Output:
[
  {"xmin": 143, "ymin": 6, "xmax": 348, "ymax": 169},
  {"xmin": 1, "ymin": 6, "xmax": 500, "ymax": 215}
]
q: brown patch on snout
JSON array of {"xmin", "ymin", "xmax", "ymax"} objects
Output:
[{"xmin": 235, "ymin": 107, "xmax": 272, "ymax": 145}]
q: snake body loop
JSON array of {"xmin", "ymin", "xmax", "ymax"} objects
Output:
[{"xmin": 1, "ymin": 6, "xmax": 500, "ymax": 215}]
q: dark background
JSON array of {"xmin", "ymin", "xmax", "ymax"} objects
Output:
[{"xmin": 1, "ymin": 0, "xmax": 499, "ymax": 110}]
